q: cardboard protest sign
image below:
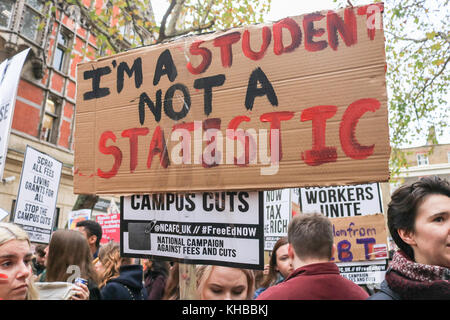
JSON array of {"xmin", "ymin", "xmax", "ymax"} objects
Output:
[
  {"xmin": 264, "ymin": 188, "xmax": 299, "ymax": 251},
  {"xmin": 14, "ymin": 146, "xmax": 62, "ymax": 243},
  {"xmin": 121, "ymin": 191, "xmax": 264, "ymax": 269},
  {"xmin": 331, "ymin": 214, "xmax": 388, "ymax": 263},
  {"xmin": 74, "ymin": 3, "xmax": 389, "ymax": 195},
  {"xmin": 299, "ymin": 183, "xmax": 383, "ymax": 217},
  {"xmin": 0, "ymin": 48, "xmax": 30, "ymax": 180}
]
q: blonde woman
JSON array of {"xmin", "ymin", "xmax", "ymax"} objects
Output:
[
  {"xmin": 196, "ymin": 265, "xmax": 255, "ymax": 300},
  {"xmin": 0, "ymin": 222, "xmax": 39, "ymax": 300}
]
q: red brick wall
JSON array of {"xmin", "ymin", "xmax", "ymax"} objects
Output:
[
  {"xmin": 11, "ymin": 100, "xmax": 40, "ymax": 136},
  {"xmin": 12, "ymin": 1, "xmax": 102, "ymax": 150}
]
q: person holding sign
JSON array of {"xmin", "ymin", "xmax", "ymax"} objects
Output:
[
  {"xmin": 254, "ymin": 237, "xmax": 293, "ymax": 299},
  {"xmin": 196, "ymin": 265, "xmax": 255, "ymax": 300},
  {"xmin": 0, "ymin": 222, "xmax": 39, "ymax": 300},
  {"xmin": 257, "ymin": 213, "xmax": 368, "ymax": 300},
  {"xmin": 369, "ymin": 176, "xmax": 450, "ymax": 300}
]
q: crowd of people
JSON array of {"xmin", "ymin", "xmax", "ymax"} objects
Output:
[{"xmin": 0, "ymin": 175, "xmax": 448, "ymax": 300}]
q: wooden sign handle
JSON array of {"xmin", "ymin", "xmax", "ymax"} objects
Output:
[{"xmin": 179, "ymin": 263, "xmax": 197, "ymax": 300}]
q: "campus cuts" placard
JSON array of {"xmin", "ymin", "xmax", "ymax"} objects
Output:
[
  {"xmin": 14, "ymin": 146, "xmax": 62, "ymax": 243},
  {"xmin": 121, "ymin": 191, "xmax": 264, "ymax": 269},
  {"xmin": 74, "ymin": 3, "xmax": 390, "ymax": 195}
]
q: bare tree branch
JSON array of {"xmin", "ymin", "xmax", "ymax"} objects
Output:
[
  {"xmin": 167, "ymin": 18, "xmax": 216, "ymax": 39},
  {"xmin": 158, "ymin": 0, "xmax": 178, "ymax": 42},
  {"xmin": 167, "ymin": 0, "xmax": 186, "ymax": 37},
  {"xmin": 413, "ymin": 53, "xmax": 450, "ymax": 103},
  {"xmin": 200, "ymin": 0, "xmax": 215, "ymax": 25},
  {"xmin": 124, "ymin": 0, "xmax": 147, "ymax": 45},
  {"xmin": 68, "ymin": 0, "xmax": 122, "ymax": 52}
]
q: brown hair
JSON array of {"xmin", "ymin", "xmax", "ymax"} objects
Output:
[
  {"xmin": 260, "ymin": 237, "xmax": 289, "ymax": 288},
  {"xmin": 162, "ymin": 262, "xmax": 179, "ymax": 300},
  {"xmin": 46, "ymin": 229, "xmax": 99, "ymax": 285},
  {"xmin": 34, "ymin": 244, "xmax": 46, "ymax": 258},
  {"xmin": 288, "ymin": 213, "xmax": 334, "ymax": 260},
  {"xmin": 98, "ymin": 241, "xmax": 132, "ymax": 288}
]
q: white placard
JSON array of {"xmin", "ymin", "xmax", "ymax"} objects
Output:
[
  {"xmin": 68, "ymin": 209, "xmax": 91, "ymax": 229},
  {"xmin": 121, "ymin": 191, "xmax": 264, "ymax": 269},
  {"xmin": 0, "ymin": 49, "xmax": 30, "ymax": 180},
  {"xmin": 14, "ymin": 146, "xmax": 62, "ymax": 243},
  {"xmin": 299, "ymin": 183, "xmax": 383, "ymax": 218},
  {"xmin": 337, "ymin": 260, "xmax": 388, "ymax": 285},
  {"xmin": 263, "ymin": 189, "xmax": 292, "ymax": 251}
]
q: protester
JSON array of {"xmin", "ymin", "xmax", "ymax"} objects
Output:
[
  {"xmin": 44, "ymin": 229, "xmax": 100, "ymax": 300},
  {"xmin": 196, "ymin": 265, "xmax": 255, "ymax": 300},
  {"xmin": 257, "ymin": 213, "xmax": 369, "ymax": 300},
  {"xmin": 162, "ymin": 262, "xmax": 180, "ymax": 300},
  {"xmin": 75, "ymin": 220, "xmax": 103, "ymax": 259},
  {"xmin": 143, "ymin": 259, "xmax": 169, "ymax": 300},
  {"xmin": 368, "ymin": 176, "xmax": 450, "ymax": 300},
  {"xmin": 31, "ymin": 244, "xmax": 46, "ymax": 277},
  {"xmin": 253, "ymin": 269, "xmax": 265, "ymax": 292},
  {"xmin": 0, "ymin": 222, "xmax": 39, "ymax": 300},
  {"xmin": 97, "ymin": 241, "xmax": 147, "ymax": 300},
  {"xmin": 253, "ymin": 237, "xmax": 293, "ymax": 299}
]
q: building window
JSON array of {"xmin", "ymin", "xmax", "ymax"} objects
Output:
[
  {"xmin": 447, "ymin": 151, "xmax": 450, "ymax": 163},
  {"xmin": 0, "ymin": 0, "xmax": 14, "ymax": 28},
  {"xmin": 417, "ymin": 153, "xmax": 429, "ymax": 166},
  {"xmin": 53, "ymin": 27, "xmax": 72, "ymax": 73},
  {"xmin": 21, "ymin": 0, "xmax": 44, "ymax": 41},
  {"xmin": 119, "ymin": 14, "xmax": 138, "ymax": 45},
  {"xmin": 40, "ymin": 97, "xmax": 60, "ymax": 144}
]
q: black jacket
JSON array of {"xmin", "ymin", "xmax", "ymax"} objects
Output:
[
  {"xmin": 100, "ymin": 265, "xmax": 147, "ymax": 300},
  {"xmin": 367, "ymin": 280, "xmax": 401, "ymax": 300},
  {"xmin": 88, "ymin": 279, "xmax": 102, "ymax": 300}
]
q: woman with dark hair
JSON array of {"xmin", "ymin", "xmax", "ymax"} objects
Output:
[
  {"xmin": 369, "ymin": 175, "xmax": 450, "ymax": 300},
  {"xmin": 43, "ymin": 229, "xmax": 101, "ymax": 300},
  {"xmin": 253, "ymin": 237, "xmax": 293, "ymax": 299},
  {"xmin": 143, "ymin": 259, "xmax": 169, "ymax": 300}
]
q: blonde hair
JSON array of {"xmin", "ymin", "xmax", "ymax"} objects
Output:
[
  {"xmin": 98, "ymin": 241, "xmax": 132, "ymax": 288},
  {"xmin": 0, "ymin": 222, "xmax": 39, "ymax": 300},
  {"xmin": 196, "ymin": 265, "xmax": 255, "ymax": 300}
]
